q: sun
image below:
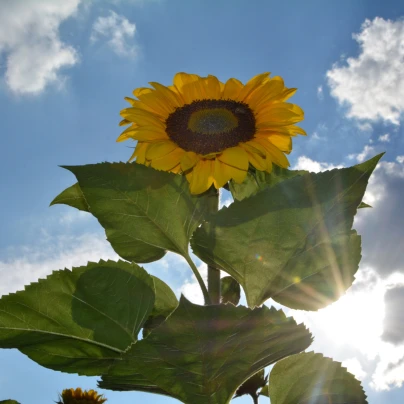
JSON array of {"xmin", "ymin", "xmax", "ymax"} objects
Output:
[{"xmin": 292, "ymin": 269, "xmax": 386, "ymax": 356}]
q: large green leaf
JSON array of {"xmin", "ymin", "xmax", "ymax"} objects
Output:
[
  {"xmin": 51, "ymin": 182, "xmax": 166, "ymax": 264},
  {"xmin": 101, "ymin": 296, "xmax": 312, "ymax": 404},
  {"xmin": 0, "ymin": 260, "xmax": 155, "ymax": 376},
  {"xmin": 192, "ymin": 155, "xmax": 382, "ymax": 309},
  {"xmin": 229, "ymin": 166, "xmax": 308, "ymax": 201},
  {"xmin": 264, "ymin": 352, "xmax": 367, "ymax": 404},
  {"xmin": 0, "ymin": 400, "xmax": 21, "ymax": 404},
  {"xmin": 143, "ymin": 276, "xmax": 178, "ymax": 338},
  {"xmin": 62, "ymin": 163, "xmax": 213, "ymax": 263},
  {"xmin": 100, "ymin": 277, "xmax": 178, "ymax": 396},
  {"xmin": 98, "ymin": 372, "xmax": 175, "ymax": 398},
  {"xmin": 51, "ymin": 182, "xmax": 90, "ymax": 212}
]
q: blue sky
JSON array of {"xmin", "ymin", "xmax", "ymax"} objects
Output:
[{"xmin": 1, "ymin": 0, "xmax": 404, "ymax": 403}]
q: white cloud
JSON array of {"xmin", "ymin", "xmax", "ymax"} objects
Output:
[
  {"xmin": 317, "ymin": 85, "xmax": 324, "ymax": 100},
  {"xmin": 291, "ymin": 267, "xmax": 404, "ymax": 391},
  {"xmin": 179, "ymin": 262, "xmax": 207, "ymax": 305},
  {"xmin": 357, "ymin": 122, "xmax": 373, "ymax": 132},
  {"xmin": 372, "ymin": 351, "xmax": 404, "ymax": 391},
  {"xmin": 342, "ymin": 358, "xmax": 367, "ymax": 381},
  {"xmin": 379, "ymin": 133, "xmax": 390, "ymax": 142},
  {"xmin": 349, "ymin": 145, "xmax": 375, "ymax": 163},
  {"xmin": 58, "ymin": 210, "xmax": 91, "ymax": 225},
  {"xmin": 0, "ymin": 233, "xmax": 118, "ymax": 297},
  {"xmin": 327, "ymin": 17, "xmax": 404, "ymax": 125},
  {"xmin": 396, "ymin": 155, "xmax": 404, "ymax": 164},
  {"xmin": 91, "ymin": 11, "xmax": 137, "ymax": 58},
  {"xmin": 310, "ymin": 132, "xmax": 321, "ymax": 141},
  {"xmin": 0, "ymin": 0, "xmax": 80, "ymax": 95},
  {"xmin": 293, "ymin": 156, "xmax": 343, "ymax": 172}
]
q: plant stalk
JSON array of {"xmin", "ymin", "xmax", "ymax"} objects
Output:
[
  {"xmin": 207, "ymin": 188, "xmax": 221, "ymax": 305},
  {"xmin": 250, "ymin": 393, "xmax": 259, "ymax": 404}
]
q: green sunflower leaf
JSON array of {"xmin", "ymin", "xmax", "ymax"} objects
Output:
[
  {"xmin": 358, "ymin": 201, "xmax": 372, "ymax": 209},
  {"xmin": 265, "ymin": 352, "xmax": 367, "ymax": 404},
  {"xmin": 62, "ymin": 163, "xmax": 214, "ymax": 263},
  {"xmin": 50, "ymin": 182, "xmax": 166, "ymax": 264},
  {"xmin": 98, "ymin": 372, "xmax": 175, "ymax": 398},
  {"xmin": 0, "ymin": 260, "xmax": 155, "ymax": 376},
  {"xmin": 101, "ymin": 296, "xmax": 313, "ymax": 404},
  {"xmin": 220, "ymin": 276, "xmax": 241, "ymax": 305},
  {"xmin": 143, "ymin": 276, "xmax": 178, "ymax": 338},
  {"xmin": 192, "ymin": 154, "xmax": 382, "ymax": 309},
  {"xmin": 0, "ymin": 400, "xmax": 21, "ymax": 404},
  {"xmin": 50, "ymin": 182, "xmax": 90, "ymax": 212},
  {"xmin": 229, "ymin": 166, "xmax": 308, "ymax": 201}
]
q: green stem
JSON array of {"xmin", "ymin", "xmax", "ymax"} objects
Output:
[
  {"xmin": 207, "ymin": 188, "xmax": 221, "ymax": 304},
  {"xmin": 250, "ymin": 393, "xmax": 259, "ymax": 404},
  {"xmin": 185, "ymin": 254, "xmax": 211, "ymax": 305},
  {"xmin": 208, "ymin": 264, "xmax": 221, "ymax": 304}
]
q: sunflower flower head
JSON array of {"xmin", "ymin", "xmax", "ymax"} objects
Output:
[
  {"xmin": 56, "ymin": 388, "xmax": 107, "ymax": 404},
  {"xmin": 119, "ymin": 72, "xmax": 305, "ymax": 194}
]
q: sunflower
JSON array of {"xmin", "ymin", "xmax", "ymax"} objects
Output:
[
  {"xmin": 56, "ymin": 388, "xmax": 107, "ymax": 404},
  {"xmin": 119, "ymin": 72, "xmax": 305, "ymax": 194}
]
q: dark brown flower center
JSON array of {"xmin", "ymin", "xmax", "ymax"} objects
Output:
[{"xmin": 165, "ymin": 99, "xmax": 256, "ymax": 154}]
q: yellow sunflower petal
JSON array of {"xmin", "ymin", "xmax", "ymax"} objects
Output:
[
  {"xmin": 149, "ymin": 82, "xmax": 184, "ymax": 108},
  {"xmin": 240, "ymin": 143, "xmax": 267, "ymax": 171},
  {"xmin": 180, "ymin": 151, "xmax": 200, "ymax": 172},
  {"xmin": 218, "ymin": 80, "xmax": 225, "ymax": 95},
  {"xmin": 222, "ymin": 162, "xmax": 248, "ymax": 183},
  {"xmin": 213, "ymin": 158, "xmax": 231, "ymax": 188},
  {"xmin": 236, "ymin": 72, "xmax": 270, "ymax": 101},
  {"xmin": 124, "ymin": 96, "xmax": 137, "ymax": 106},
  {"xmin": 243, "ymin": 139, "xmax": 267, "ymax": 157},
  {"xmin": 120, "ymin": 108, "xmax": 166, "ymax": 129},
  {"xmin": 173, "ymin": 72, "xmax": 201, "ymax": 90},
  {"xmin": 247, "ymin": 78, "xmax": 286, "ymax": 110},
  {"xmin": 127, "ymin": 127, "xmax": 169, "ymax": 142},
  {"xmin": 254, "ymin": 137, "xmax": 290, "ymax": 168},
  {"xmin": 257, "ymin": 103, "xmax": 304, "ymax": 127},
  {"xmin": 119, "ymin": 118, "xmax": 131, "ymax": 127},
  {"xmin": 218, "ymin": 146, "xmax": 249, "ymax": 171},
  {"xmin": 126, "ymin": 98, "xmax": 160, "ymax": 114},
  {"xmin": 204, "ymin": 75, "xmax": 222, "ymax": 99},
  {"xmin": 266, "ymin": 158, "xmax": 273, "ymax": 173},
  {"xmin": 267, "ymin": 134, "xmax": 292, "ymax": 153},
  {"xmin": 129, "ymin": 142, "xmax": 149, "ymax": 163},
  {"xmin": 171, "ymin": 163, "xmax": 182, "ymax": 174},
  {"xmin": 146, "ymin": 141, "xmax": 177, "ymax": 160},
  {"xmin": 173, "ymin": 72, "xmax": 203, "ymax": 104},
  {"xmin": 121, "ymin": 105, "xmax": 164, "ymax": 121},
  {"xmin": 185, "ymin": 170, "xmax": 193, "ymax": 184},
  {"xmin": 137, "ymin": 91, "xmax": 176, "ymax": 117},
  {"xmin": 179, "ymin": 75, "xmax": 211, "ymax": 102},
  {"xmin": 133, "ymin": 87, "xmax": 154, "ymax": 97},
  {"xmin": 222, "ymin": 78, "xmax": 243, "ymax": 100},
  {"xmin": 189, "ymin": 160, "xmax": 214, "ymax": 194},
  {"xmin": 280, "ymin": 88, "xmax": 297, "ymax": 101},
  {"xmin": 116, "ymin": 125, "xmax": 138, "ymax": 142},
  {"xmin": 150, "ymin": 148, "xmax": 184, "ymax": 171},
  {"xmin": 289, "ymin": 124, "xmax": 307, "ymax": 136}
]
